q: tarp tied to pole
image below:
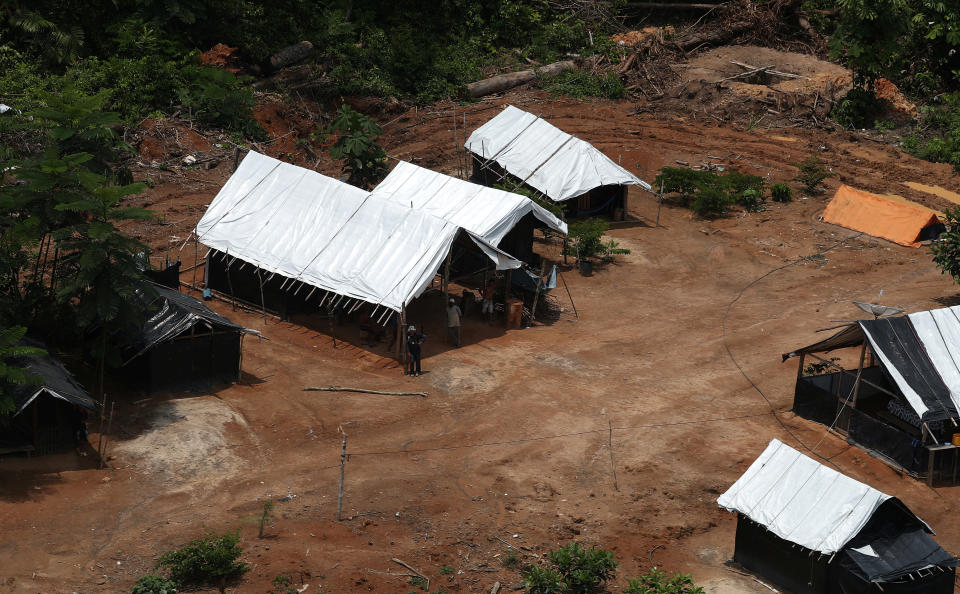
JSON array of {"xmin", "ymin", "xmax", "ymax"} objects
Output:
[
  {"xmin": 195, "ymin": 151, "xmax": 519, "ymax": 313},
  {"xmin": 370, "ymin": 160, "xmax": 567, "ymax": 245},
  {"xmin": 464, "ymin": 105, "xmax": 651, "ymax": 202}
]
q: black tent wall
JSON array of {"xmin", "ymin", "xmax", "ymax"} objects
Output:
[
  {"xmin": 734, "ymin": 515, "xmax": 828, "ymax": 594},
  {"xmin": 124, "ymin": 330, "xmax": 241, "ymax": 393},
  {"xmin": 207, "ymin": 250, "xmax": 317, "ymax": 317},
  {"xmin": 0, "ymin": 394, "xmax": 85, "ymax": 454},
  {"xmin": 793, "ymin": 371, "xmax": 927, "ymax": 475}
]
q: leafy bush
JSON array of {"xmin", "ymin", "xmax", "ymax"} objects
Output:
[
  {"xmin": 541, "ymin": 71, "xmax": 625, "ymax": 100},
  {"xmin": 565, "ymin": 217, "xmax": 630, "ymax": 263},
  {"xmin": 320, "ymin": 104, "xmax": 388, "ymax": 189},
  {"xmin": 654, "ymin": 167, "xmax": 766, "ymax": 218},
  {"xmin": 832, "ymin": 88, "xmax": 887, "ymax": 129},
  {"xmin": 793, "ymin": 155, "xmax": 836, "ymax": 195},
  {"xmin": 131, "ymin": 574, "xmax": 178, "ymax": 594},
  {"xmin": 0, "ymin": 326, "xmax": 46, "ymax": 418},
  {"xmin": 771, "ymin": 182, "xmax": 794, "ymax": 203},
  {"xmin": 177, "ymin": 64, "xmax": 264, "ymax": 139},
  {"xmin": 931, "ymin": 207, "xmax": 960, "ymax": 284},
  {"xmin": 523, "ymin": 542, "xmax": 618, "ymax": 593},
  {"xmin": 625, "ymin": 568, "xmax": 703, "ymax": 594},
  {"xmin": 155, "ymin": 532, "xmax": 248, "ymax": 590},
  {"xmin": 900, "ymin": 93, "xmax": 960, "ymax": 170}
]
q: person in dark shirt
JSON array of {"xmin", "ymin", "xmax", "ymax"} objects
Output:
[{"xmin": 405, "ymin": 325, "xmax": 425, "ymax": 376}]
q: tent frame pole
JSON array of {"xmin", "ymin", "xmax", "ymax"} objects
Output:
[
  {"xmin": 850, "ymin": 342, "xmax": 868, "ymax": 409},
  {"xmin": 443, "ymin": 248, "xmax": 452, "ymax": 343}
]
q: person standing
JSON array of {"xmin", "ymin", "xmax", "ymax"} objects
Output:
[
  {"xmin": 447, "ymin": 297, "xmax": 462, "ymax": 347},
  {"xmin": 481, "ymin": 279, "xmax": 495, "ymax": 324},
  {"xmin": 405, "ymin": 325, "xmax": 425, "ymax": 376}
]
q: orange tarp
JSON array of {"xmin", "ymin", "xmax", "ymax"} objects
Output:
[{"xmin": 822, "ymin": 184, "xmax": 940, "ymax": 247}]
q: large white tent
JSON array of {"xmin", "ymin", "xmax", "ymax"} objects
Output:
[
  {"xmin": 195, "ymin": 151, "xmax": 519, "ymax": 313},
  {"xmin": 369, "ymin": 160, "xmax": 567, "ymax": 246},
  {"xmin": 464, "ymin": 104, "xmax": 650, "ymax": 202}
]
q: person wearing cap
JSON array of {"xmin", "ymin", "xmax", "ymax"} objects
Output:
[
  {"xmin": 405, "ymin": 325, "xmax": 425, "ymax": 376},
  {"xmin": 447, "ymin": 296, "xmax": 462, "ymax": 347}
]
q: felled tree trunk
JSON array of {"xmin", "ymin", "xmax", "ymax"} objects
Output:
[
  {"xmin": 269, "ymin": 41, "xmax": 314, "ymax": 70},
  {"xmin": 466, "ymin": 60, "xmax": 577, "ymax": 98},
  {"xmin": 676, "ymin": 21, "xmax": 755, "ymax": 51}
]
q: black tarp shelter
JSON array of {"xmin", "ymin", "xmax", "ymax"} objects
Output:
[
  {"xmin": 1, "ymin": 341, "xmax": 96, "ymax": 455},
  {"xmin": 719, "ymin": 439, "xmax": 957, "ymax": 594},
  {"xmin": 784, "ymin": 307, "xmax": 960, "ymax": 480},
  {"xmin": 119, "ymin": 284, "xmax": 247, "ymax": 392}
]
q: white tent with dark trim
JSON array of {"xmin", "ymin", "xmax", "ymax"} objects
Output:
[
  {"xmin": 464, "ymin": 104, "xmax": 650, "ymax": 202},
  {"xmin": 194, "ymin": 151, "xmax": 519, "ymax": 313},
  {"xmin": 369, "ymin": 160, "xmax": 567, "ymax": 245},
  {"xmin": 718, "ymin": 439, "xmax": 956, "ymax": 594}
]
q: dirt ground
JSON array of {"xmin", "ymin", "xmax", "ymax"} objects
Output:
[{"xmin": 5, "ymin": 70, "xmax": 960, "ymax": 593}]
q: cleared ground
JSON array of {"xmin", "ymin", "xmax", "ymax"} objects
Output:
[{"xmin": 3, "ymin": 87, "xmax": 960, "ymax": 593}]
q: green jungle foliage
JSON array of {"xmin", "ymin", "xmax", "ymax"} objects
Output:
[
  {"xmin": 931, "ymin": 207, "xmax": 960, "ymax": 284},
  {"xmin": 321, "ymin": 104, "xmax": 388, "ymax": 188},
  {"xmin": 131, "ymin": 574, "xmax": 178, "ymax": 594},
  {"xmin": 655, "ymin": 167, "xmax": 767, "ymax": 218},
  {"xmin": 541, "ymin": 70, "xmax": 626, "ymax": 99},
  {"xmin": 155, "ymin": 532, "xmax": 249, "ymax": 590},
  {"xmin": 625, "ymin": 568, "xmax": 704, "ymax": 594},
  {"xmin": 0, "ymin": 326, "xmax": 46, "ymax": 417}
]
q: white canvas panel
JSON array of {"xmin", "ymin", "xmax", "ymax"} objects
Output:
[
  {"xmin": 465, "ymin": 104, "xmax": 650, "ymax": 202},
  {"xmin": 909, "ymin": 306, "xmax": 960, "ymax": 412},
  {"xmin": 370, "ymin": 160, "xmax": 566, "ymax": 245},
  {"xmin": 718, "ymin": 439, "xmax": 891, "ymax": 554}
]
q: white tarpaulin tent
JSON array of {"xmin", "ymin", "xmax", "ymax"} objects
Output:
[
  {"xmin": 369, "ymin": 160, "xmax": 567, "ymax": 246},
  {"xmin": 464, "ymin": 104, "xmax": 651, "ymax": 202},
  {"xmin": 195, "ymin": 151, "xmax": 519, "ymax": 313},
  {"xmin": 907, "ymin": 306, "xmax": 960, "ymax": 413},
  {"xmin": 717, "ymin": 439, "xmax": 899, "ymax": 555}
]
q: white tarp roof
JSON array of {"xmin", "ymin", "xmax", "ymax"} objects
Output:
[
  {"xmin": 370, "ymin": 160, "xmax": 567, "ymax": 246},
  {"xmin": 195, "ymin": 151, "xmax": 519, "ymax": 313},
  {"xmin": 717, "ymin": 439, "xmax": 891, "ymax": 555},
  {"xmin": 464, "ymin": 104, "xmax": 651, "ymax": 202},
  {"xmin": 908, "ymin": 306, "xmax": 960, "ymax": 414}
]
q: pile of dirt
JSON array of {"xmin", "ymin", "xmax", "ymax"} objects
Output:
[
  {"xmin": 135, "ymin": 118, "xmax": 213, "ymax": 165},
  {"xmin": 873, "ymin": 78, "xmax": 918, "ymax": 121},
  {"xmin": 200, "ymin": 43, "xmax": 243, "ymax": 74}
]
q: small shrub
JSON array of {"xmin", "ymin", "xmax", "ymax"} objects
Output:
[
  {"xmin": 548, "ymin": 542, "xmax": 617, "ymax": 592},
  {"xmin": 270, "ymin": 575, "xmax": 298, "ymax": 594},
  {"xmin": 625, "ymin": 568, "xmax": 704, "ymax": 594},
  {"xmin": 258, "ymin": 500, "xmax": 274, "ymax": 538},
  {"xmin": 502, "ymin": 549, "xmax": 521, "ymax": 569},
  {"xmin": 131, "ymin": 574, "xmax": 177, "ymax": 594},
  {"xmin": 655, "ymin": 167, "xmax": 767, "ymax": 217},
  {"xmin": 320, "ymin": 104, "xmax": 389, "ymax": 189},
  {"xmin": 565, "ymin": 217, "xmax": 631, "ymax": 263},
  {"xmin": 439, "ymin": 565, "xmax": 455, "ymax": 574},
  {"xmin": 155, "ymin": 532, "xmax": 248, "ymax": 590},
  {"xmin": 771, "ymin": 182, "xmax": 793, "ymax": 203},
  {"xmin": 793, "ymin": 155, "xmax": 836, "ymax": 195},
  {"xmin": 541, "ymin": 70, "xmax": 625, "ymax": 100},
  {"xmin": 690, "ymin": 187, "xmax": 734, "ymax": 218},
  {"xmin": 523, "ymin": 564, "xmax": 569, "ymax": 594}
]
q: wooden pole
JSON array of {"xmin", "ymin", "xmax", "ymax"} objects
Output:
[
  {"xmin": 443, "ymin": 248, "xmax": 452, "ymax": 343},
  {"xmin": 397, "ymin": 307, "xmax": 406, "ymax": 363},
  {"xmin": 337, "ymin": 432, "xmax": 347, "ymax": 521},
  {"xmin": 99, "ymin": 401, "xmax": 115, "ymax": 470},
  {"xmin": 528, "ymin": 261, "xmax": 547, "ymax": 327},
  {"xmin": 656, "ymin": 179, "xmax": 664, "ymax": 227},
  {"xmin": 257, "ymin": 268, "xmax": 267, "ymax": 324},
  {"xmin": 608, "ymin": 420, "xmax": 619, "ymax": 491},
  {"xmin": 850, "ymin": 342, "xmax": 868, "ymax": 409},
  {"xmin": 191, "ymin": 237, "xmax": 199, "ymax": 288},
  {"xmin": 558, "ymin": 270, "xmax": 578, "ymax": 319},
  {"xmin": 796, "ymin": 352, "xmax": 806, "ymax": 378}
]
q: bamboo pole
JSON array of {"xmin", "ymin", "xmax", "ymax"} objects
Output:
[
  {"xmin": 443, "ymin": 248, "xmax": 452, "ymax": 343},
  {"xmin": 528, "ymin": 261, "xmax": 547, "ymax": 327},
  {"xmin": 337, "ymin": 432, "xmax": 347, "ymax": 521},
  {"xmin": 850, "ymin": 342, "xmax": 868, "ymax": 409}
]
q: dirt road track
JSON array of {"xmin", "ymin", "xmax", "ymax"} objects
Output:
[{"xmin": 3, "ymin": 92, "xmax": 960, "ymax": 592}]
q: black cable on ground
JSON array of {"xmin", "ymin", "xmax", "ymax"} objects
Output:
[{"xmin": 721, "ymin": 232, "xmax": 863, "ymax": 466}]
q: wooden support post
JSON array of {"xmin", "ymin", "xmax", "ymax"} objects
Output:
[
  {"xmin": 796, "ymin": 352, "xmax": 806, "ymax": 378},
  {"xmin": 850, "ymin": 342, "xmax": 868, "ymax": 409},
  {"xmin": 656, "ymin": 179, "xmax": 664, "ymax": 227},
  {"xmin": 558, "ymin": 270, "xmax": 578, "ymax": 319},
  {"xmin": 528, "ymin": 261, "xmax": 547, "ymax": 327},
  {"xmin": 337, "ymin": 432, "xmax": 347, "ymax": 521},
  {"xmin": 443, "ymin": 248, "xmax": 452, "ymax": 343},
  {"xmin": 397, "ymin": 307, "xmax": 406, "ymax": 363},
  {"xmin": 608, "ymin": 420, "xmax": 619, "ymax": 491}
]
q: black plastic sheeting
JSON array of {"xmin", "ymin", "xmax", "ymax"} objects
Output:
[
  {"xmin": 122, "ymin": 284, "xmax": 244, "ymax": 365},
  {"xmin": 734, "ymin": 510, "xmax": 956, "ymax": 594},
  {"xmin": 839, "ymin": 500, "xmax": 957, "ymax": 583},
  {"xmin": 861, "ymin": 316, "xmax": 959, "ymax": 422},
  {"xmin": 783, "ymin": 324, "xmax": 865, "ymax": 361},
  {"xmin": 143, "ymin": 260, "xmax": 181, "ymax": 289},
  {"xmin": 9, "ymin": 340, "xmax": 95, "ymax": 414}
]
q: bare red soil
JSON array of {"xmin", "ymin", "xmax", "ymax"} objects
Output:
[{"xmin": 3, "ymin": 82, "xmax": 960, "ymax": 594}]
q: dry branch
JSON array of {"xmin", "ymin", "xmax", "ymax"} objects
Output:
[
  {"xmin": 392, "ymin": 558, "xmax": 429, "ymax": 590},
  {"xmin": 303, "ymin": 386, "xmax": 427, "ymax": 397}
]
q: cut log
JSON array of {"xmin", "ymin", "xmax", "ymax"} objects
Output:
[
  {"xmin": 270, "ymin": 41, "xmax": 314, "ymax": 70},
  {"xmin": 676, "ymin": 20, "xmax": 754, "ymax": 51},
  {"xmin": 466, "ymin": 60, "xmax": 576, "ymax": 98},
  {"xmin": 625, "ymin": 2, "xmax": 720, "ymax": 8}
]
